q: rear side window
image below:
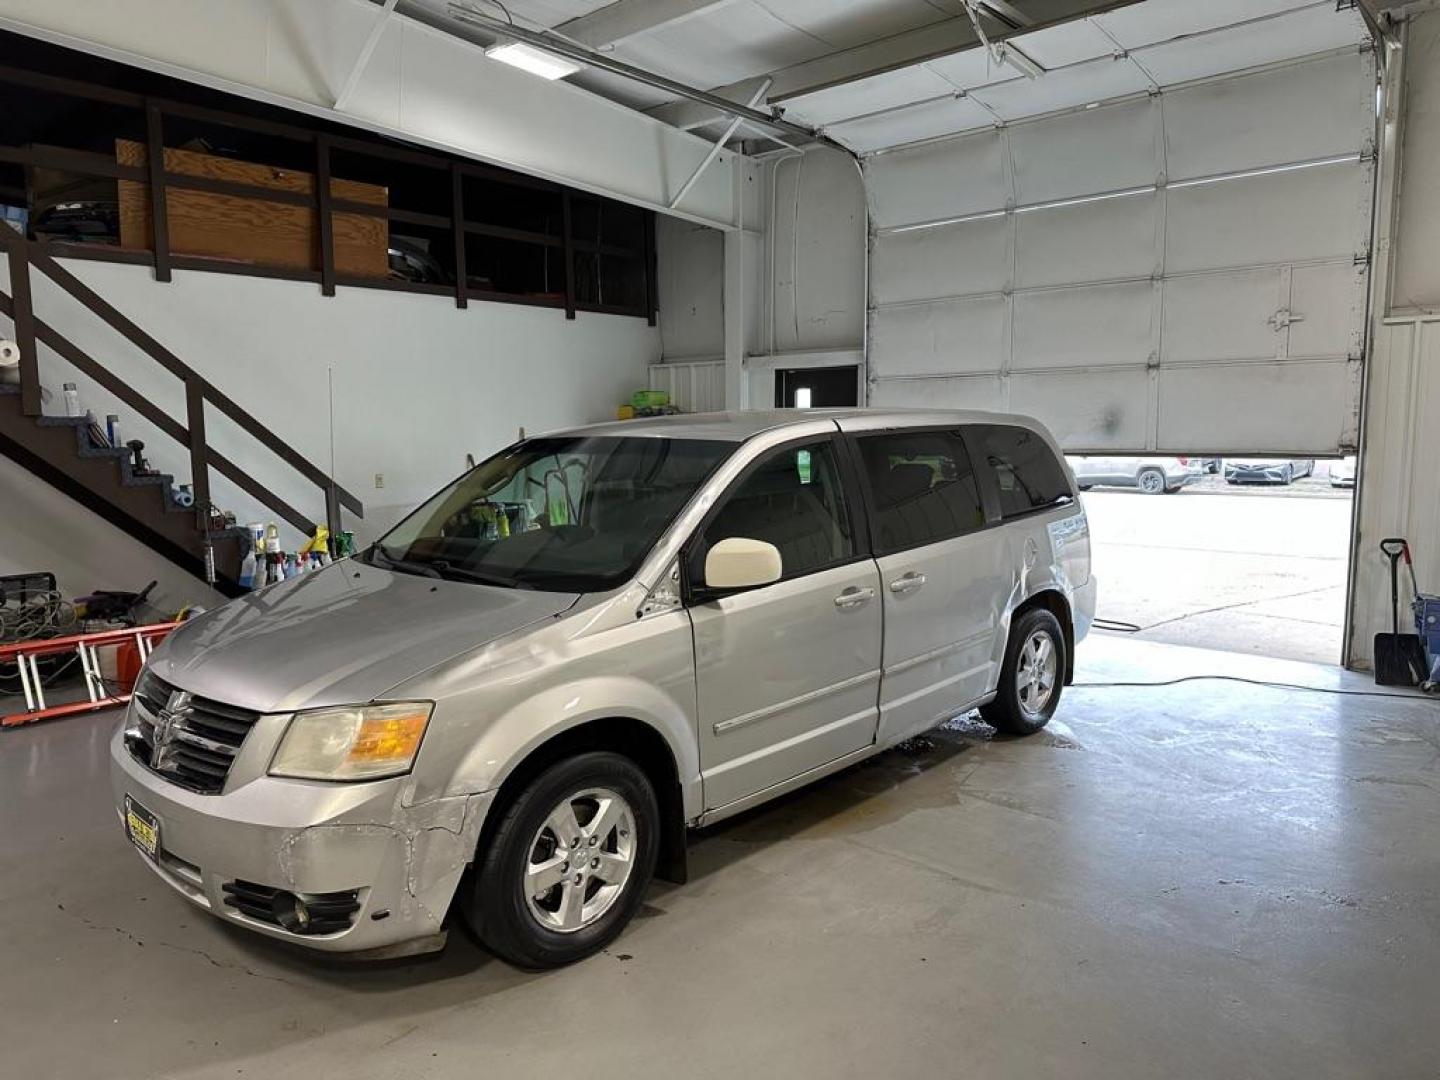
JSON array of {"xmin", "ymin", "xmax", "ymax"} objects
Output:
[
  {"xmin": 969, "ymin": 424, "xmax": 1072, "ymax": 518},
  {"xmin": 857, "ymin": 430, "xmax": 985, "ymax": 553}
]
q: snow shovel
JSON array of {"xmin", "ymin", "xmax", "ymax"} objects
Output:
[{"xmin": 1375, "ymin": 538, "xmax": 1427, "ymax": 686}]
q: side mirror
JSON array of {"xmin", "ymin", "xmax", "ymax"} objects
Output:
[{"xmin": 704, "ymin": 537, "xmax": 783, "ymax": 590}]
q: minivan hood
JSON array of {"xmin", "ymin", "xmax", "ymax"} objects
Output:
[{"xmin": 149, "ymin": 561, "xmax": 579, "ymax": 713}]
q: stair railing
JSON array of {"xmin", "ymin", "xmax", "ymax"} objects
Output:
[{"xmin": 0, "ymin": 229, "xmax": 361, "ymax": 540}]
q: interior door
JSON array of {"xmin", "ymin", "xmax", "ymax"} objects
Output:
[
  {"xmin": 850, "ymin": 427, "xmax": 1006, "ymax": 745},
  {"xmin": 689, "ymin": 436, "xmax": 882, "ymax": 810}
]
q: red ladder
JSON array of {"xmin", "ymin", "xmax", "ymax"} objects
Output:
[{"xmin": 1, "ymin": 622, "xmax": 179, "ymax": 727}]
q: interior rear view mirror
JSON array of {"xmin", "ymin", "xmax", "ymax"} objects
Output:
[{"xmin": 704, "ymin": 537, "xmax": 783, "ymax": 590}]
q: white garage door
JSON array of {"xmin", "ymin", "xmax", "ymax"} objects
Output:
[{"xmin": 865, "ymin": 49, "xmax": 1377, "ymax": 455}]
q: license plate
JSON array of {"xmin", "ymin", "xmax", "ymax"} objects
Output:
[{"xmin": 124, "ymin": 795, "xmax": 160, "ymax": 861}]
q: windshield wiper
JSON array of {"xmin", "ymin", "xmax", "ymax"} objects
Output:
[
  {"xmin": 365, "ymin": 543, "xmax": 442, "ymax": 579},
  {"xmin": 428, "ymin": 560, "xmax": 534, "ymax": 590}
]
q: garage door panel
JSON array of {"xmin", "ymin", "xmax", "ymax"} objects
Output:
[
  {"xmin": 1012, "ymin": 282, "xmax": 1153, "ymax": 371},
  {"xmin": 1009, "ymin": 97, "xmax": 1158, "ymax": 205},
  {"xmin": 1289, "ymin": 262, "xmax": 1366, "ymax": 360},
  {"xmin": 833, "ymin": 96, "xmax": 993, "ymax": 154},
  {"xmin": 1015, "ymin": 192, "xmax": 1159, "ymax": 288},
  {"xmin": 1008, "ymin": 369, "xmax": 1150, "ymax": 450},
  {"xmin": 872, "ymin": 215, "xmax": 1009, "ymax": 304},
  {"xmin": 977, "ymin": 60, "xmax": 1154, "ymax": 135},
  {"xmin": 1156, "ymin": 360, "xmax": 1358, "ymax": 454},
  {"xmin": 1165, "ymin": 163, "xmax": 1363, "ymax": 274},
  {"xmin": 870, "ymin": 375, "xmax": 1004, "ymax": 411},
  {"xmin": 869, "ymin": 295, "xmax": 1007, "ymax": 377},
  {"xmin": 866, "ymin": 130, "xmax": 1008, "ymax": 228},
  {"xmin": 1161, "ymin": 269, "xmax": 1284, "ymax": 364},
  {"xmin": 1163, "ymin": 53, "xmax": 1369, "ymax": 181}
]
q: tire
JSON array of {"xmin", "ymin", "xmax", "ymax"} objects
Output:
[
  {"xmin": 1282, "ymin": 465, "xmax": 1294, "ymax": 485},
  {"xmin": 468, "ymin": 751, "xmax": 659, "ymax": 969},
  {"xmin": 1137, "ymin": 467, "xmax": 1166, "ymax": 495},
  {"xmin": 1078, "ymin": 484, "xmax": 1093, "ymax": 492},
  {"xmin": 981, "ymin": 607, "xmax": 1065, "ymax": 736}
]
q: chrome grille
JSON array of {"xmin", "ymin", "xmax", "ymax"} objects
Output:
[{"xmin": 124, "ymin": 671, "xmax": 259, "ymax": 794}]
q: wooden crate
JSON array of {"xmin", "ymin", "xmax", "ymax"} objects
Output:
[{"xmin": 116, "ymin": 139, "xmax": 388, "ymax": 277}]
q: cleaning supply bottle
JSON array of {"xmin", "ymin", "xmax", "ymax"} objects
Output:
[
  {"xmin": 238, "ymin": 548, "xmax": 257, "ymax": 590},
  {"xmin": 63, "ymin": 382, "xmax": 82, "ymax": 417}
]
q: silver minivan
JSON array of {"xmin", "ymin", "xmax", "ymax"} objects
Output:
[{"xmin": 112, "ymin": 410, "xmax": 1095, "ymax": 968}]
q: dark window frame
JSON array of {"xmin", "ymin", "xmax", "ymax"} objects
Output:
[
  {"xmin": 847, "ymin": 426, "xmax": 989, "ymax": 557},
  {"xmin": 0, "ymin": 51, "xmax": 656, "ymax": 321},
  {"xmin": 682, "ymin": 432, "xmax": 872, "ymax": 604}
]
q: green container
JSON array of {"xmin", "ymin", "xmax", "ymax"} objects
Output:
[{"xmin": 631, "ymin": 389, "xmax": 670, "ymax": 410}]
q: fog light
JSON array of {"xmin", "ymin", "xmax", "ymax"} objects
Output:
[{"xmin": 271, "ymin": 891, "xmax": 311, "ymax": 933}]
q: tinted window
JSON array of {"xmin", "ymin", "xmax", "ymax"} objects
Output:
[
  {"xmin": 969, "ymin": 424, "xmax": 1071, "ymax": 518},
  {"xmin": 857, "ymin": 430, "xmax": 985, "ymax": 553},
  {"xmin": 699, "ymin": 440, "xmax": 855, "ymax": 581},
  {"xmin": 373, "ymin": 436, "xmax": 731, "ymax": 592}
]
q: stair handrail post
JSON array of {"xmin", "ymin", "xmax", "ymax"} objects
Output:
[
  {"xmin": 183, "ymin": 377, "xmax": 211, "ymax": 531},
  {"xmin": 3, "ymin": 231, "xmax": 41, "ymax": 416}
]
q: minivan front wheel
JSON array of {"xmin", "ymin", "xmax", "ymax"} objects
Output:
[
  {"xmin": 469, "ymin": 751, "xmax": 659, "ymax": 969},
  {"xmin": 982, "ymin": 608, "xmax": 1065, "ymax": 735}
]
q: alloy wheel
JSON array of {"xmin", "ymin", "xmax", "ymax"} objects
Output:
[
  {"xmin": 523, "ymin": 787, "xmax": 636, "ymax": 933},
  {"xmin": 1016, "ymin": 631, "xmax": 1058, "ymax": 718}
]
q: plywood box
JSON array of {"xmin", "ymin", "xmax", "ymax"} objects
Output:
[{"xmin": 116, "ymin": 139, "xmax": 388, "ymax": 277}]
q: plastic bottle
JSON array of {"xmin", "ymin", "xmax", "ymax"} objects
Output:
[
  {"xmin": 238, "ymin": 549, "xmax": 258, "ymax": 590},
  {"xmin": 63, "ymin": 382, "xmax": 81, "ymax": 417},
  {"xmin": 106, "ymin": 414, "xmax": 120, "ymax": 447}
]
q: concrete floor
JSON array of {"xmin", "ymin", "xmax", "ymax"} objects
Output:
[
  {"xmin": 1086, "ymin": 487, "xmax": 1351, "ymax": 664},
  {"xmin": 2, "ymin": 636, "xmax": 1438, "ymax": 1079}
]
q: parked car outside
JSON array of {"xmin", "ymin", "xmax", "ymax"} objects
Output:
[
  {"xmin": 1223, "ymin": 459, "xmax": 1316, "ymax": 485},
  {"xmin": 113, "ymin": 410, "xmax": 1094, "ymax": 968},
  {"xmin": 1066, "ymin": 456, "xmax": 1201, "ymax": 494},
  {"xmin": 1330, "ymin": 456, "xmax": 1357, "ymax": 488}
]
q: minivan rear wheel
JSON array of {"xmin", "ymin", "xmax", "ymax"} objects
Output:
[
  {"xmin": 468, "ymin": 751, "xmax": 659, "ymax": 969},
  {"xmin": 1137, "ymin": 467, "xmax": 1166, "ymax": 494},
  {"xmin": 982, "ymin": 608, "xmax": 1065, "ymax": 736}
]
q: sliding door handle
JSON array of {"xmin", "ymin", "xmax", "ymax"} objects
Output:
[
  {"xmin": 889, "ymin": 572, "xmax": 926, "ymax": 595},
  {"xmin": 834, "ymin": 587, "xmax": 875, "ymax": 609}
]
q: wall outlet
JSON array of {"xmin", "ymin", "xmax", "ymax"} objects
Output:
[{"xmin": 374, "ymin": 472, "xmax": 385, "ymax": 489}]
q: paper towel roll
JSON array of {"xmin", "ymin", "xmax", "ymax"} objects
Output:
[{"xmin": 0, "ymin": 340, "xmax": 19, "ymax": 367}]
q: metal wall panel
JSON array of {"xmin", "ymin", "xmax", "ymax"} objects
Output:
[
  {"xmin": 866, "ymin": 49, "xmax": 1375, "ymax": 454},
  {"xmin": 1011, "ymin": 281, "xmax": 1155, "ymax": 371},
  {"xmin": 866, "ymin": 130, "xmax": 1009, "ymax": 229},
  {"xmin": 871, "ymin": 215, "xmax": 1010, "ymax": 304},
  {"xmin": 1010, "ymin": 98, "xmax": 1159, "ymax": 205},
  {"xmin": 1163, "ymin": 163, "xmax": 1365, "ymax": 274},
  {"xmin": 869, "ymin": 296, "xmax": 1008, "ymax": 377},
  {"xmin": 1162, "ymin": 53, "xmax": 1368, "ymax": 181},
  {"xmin": 1014, "ymin": 193, "xmax": 1160, "ymax": 288}
]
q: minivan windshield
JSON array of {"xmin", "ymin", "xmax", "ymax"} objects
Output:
[{"xmin": 369, "ymin": 436, "xmax": 734, "ymax": 592}]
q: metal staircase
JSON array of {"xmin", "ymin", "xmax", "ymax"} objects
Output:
[{"xmin": 0, "ymin": 229, "xmax": 362, "ymax": 595}]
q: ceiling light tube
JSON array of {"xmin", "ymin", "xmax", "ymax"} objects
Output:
[{"xmin": 485, "ymin": 41, "xmax": 582, "ymax": 80}]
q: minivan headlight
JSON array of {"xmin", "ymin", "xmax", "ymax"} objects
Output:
[{"xmin": 269, "ymin": 702, "xmax": 432, "ymax": 781}]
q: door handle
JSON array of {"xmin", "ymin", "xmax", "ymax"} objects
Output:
[
  {"xmin": 834, "ymin": 587, "xmax": 875, "ymax": 609},
  {"xmin": 889, "ymin": 572, "xmax": 926, "ymax": 595}
]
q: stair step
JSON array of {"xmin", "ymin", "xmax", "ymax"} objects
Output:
[
  {"xmin": 36, "ymin": 415, "xmax": 88, "ymax": 428},
  {"xmin": 77, "ymin": 445, "xmax": 130, "ymax": 460},
  {"xmin": 120, "ymin": 470, "xmax": 173, "ymax": 488}
]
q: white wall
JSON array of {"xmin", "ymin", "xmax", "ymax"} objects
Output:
[
  {"xmin": 1349, "ymin": 8, "xmax": 1440, "ymax": 669},
  {"xmin": 1, "ymin": 259, "xmax": 658, "ymax": 565},
  {"xmin": 652, "ymin": 145, "xmax": 866, "ymax": 410}
]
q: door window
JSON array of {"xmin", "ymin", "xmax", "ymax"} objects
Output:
[
  {"xmin": 697, "ymin": 440, "xmax": 855, "ymax": 582},
  {"xmin": 856, "ymin": 430, "xmax": 985, "ymax": 554},
  {"xmin": 969, "ymin": 424, "xmax": 1072, "ymax": 518}
]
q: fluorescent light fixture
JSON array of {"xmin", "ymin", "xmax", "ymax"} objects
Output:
[
  {"xmin": 486, "ymin": 41, "xmax": 582, "ymax": 80},
  {"xmin": 795, "ymin": 387, "xmax": 813, "ymax": 409},
  {"xmin": 999, "ymin": 44, "xmax": 1045, "ymax": 79}
]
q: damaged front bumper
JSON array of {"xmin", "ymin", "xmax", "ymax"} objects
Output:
[{"xmin": 109, "ymin": 726, "xmax": 491, "ymax": 956}]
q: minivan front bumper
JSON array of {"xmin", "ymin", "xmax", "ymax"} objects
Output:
[{"xmin": 109, "ymin": 725, "xmax": 490, "ymax": 956}]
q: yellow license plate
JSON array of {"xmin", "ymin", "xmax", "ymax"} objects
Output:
[{"xmin": 124, "ymin": 795, "xmax": 160, "ymax": 860}]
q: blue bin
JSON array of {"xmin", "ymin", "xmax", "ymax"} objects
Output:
[{"xmin": 1417, "ymin": 594, "xmax": 1440, "ymax": 684}]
